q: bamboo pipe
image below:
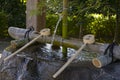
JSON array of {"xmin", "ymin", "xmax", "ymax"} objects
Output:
[
  {"xmin": 53, "ymin": 34, "xmax": 95, "ymax": 78},
  {"xmin": 4, "ymin": 28, "xmax": 50, "ymax": 61},
  {"xmin": 92, "ymin": 55, "xmax": 113, "ymax": 68},
  {"xmin": 10, "ymin": 39, "xmax": 29, "ymax": 49}
]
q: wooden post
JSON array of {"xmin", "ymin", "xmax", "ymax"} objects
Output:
[
  {"xmin": 114, "ymin": 0, "xmax": 120, "ymax": 42},
  {"xmin": 26, "ymin": 0, "xmax": 46, "ymax": 31}
]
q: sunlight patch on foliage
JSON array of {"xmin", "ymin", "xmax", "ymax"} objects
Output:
[
  {"xmin": 90, "ymin": 14, "xmax": 103, "ymax": 18},
  {"xmin": 86, "ymin": 13, "xmax": 116, "ymax": 42},
  {"xmin": 20, "ymin": 0, "xmax": 26, "ymax": 3}
]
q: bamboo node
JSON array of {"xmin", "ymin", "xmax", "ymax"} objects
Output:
[
  {"xmin": 92, "ymin": 58, "xmax": 102, "ymax": 68},
  {"xmin": 92, "ymin": 55, "xmax": 112, "ymax": 68}
]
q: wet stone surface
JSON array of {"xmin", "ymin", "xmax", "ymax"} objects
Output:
[
  {"xmin": 0, "ymin": 43, "xmax": 120, "ymax": 80},
  {"xmin": 0, "ymin": 41, "xmax": 10, "ymax": 53}
]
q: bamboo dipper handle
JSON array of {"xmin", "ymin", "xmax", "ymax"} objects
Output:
[
  {"xmin": 53, "ymin": 34, "xmax": 95, "ymax": 78},
  {"xmin": 4, "ymin": 28, "xmax": 50, "ymax": 62},
  {"xmin": 53, "ymin": 43, "xmax": 86, "ymax": 78}
]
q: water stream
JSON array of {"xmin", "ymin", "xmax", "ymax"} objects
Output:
[{"xmin": 51, "ymin": 14, "xmax": 62, "ymax": 45}]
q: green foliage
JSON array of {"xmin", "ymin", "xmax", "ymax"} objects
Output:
[
  {"xmin": 46, "ymin": 14, "xmax": 62, "ymax": 35},
  {"xmin": 0, "ymin": 0, "xmax": 26, "ymax": 27},
  {"xmin": 0, "ymin": 0, "xmax": 26, "ymax": 38},
  {"xmin": 46, "ymin": 0, "xmax": 62, "ymax": 14},
  {"xmin": 84, "ymin": 14, "xmax": 116, "ymax": 42},
  {"xmin": 20, "ymin": 0, "xmax": 26, "ymax": 3},
  {"xmin": 45, "ymin": 0, "xmax": 117, "ymax": 42},
  {"xmin": 0, "ymin": 0, "xmax": 118, "ymax": 42},
  {"xmin": 0, "ymin": 11, "xmax": 8, "ymax": 38},
  {"xmin": 46, "ymin": 13, "xmax": 116, "ymax": 42}
]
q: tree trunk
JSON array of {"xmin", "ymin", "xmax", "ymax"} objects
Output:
[
  {"xmin": 26, "ymin": 0, "xmax": 46, "ymax": 31},
  {"xmin": 114, "ymin": 0, "xmax": 120, "ymax": 42}
]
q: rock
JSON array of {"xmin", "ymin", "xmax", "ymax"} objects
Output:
[{"xmin": 0, "ymin": 43, "xmax": 120, "ymax": 80}]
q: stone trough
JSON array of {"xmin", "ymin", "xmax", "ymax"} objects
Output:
[{"xmin": 0, "ymin": 43, "xmax": 120, "ymax": 80}]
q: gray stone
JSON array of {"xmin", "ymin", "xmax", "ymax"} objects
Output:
[{"xmin": 0, "ymin": 44, "xmax": 120, "ymax": 80}]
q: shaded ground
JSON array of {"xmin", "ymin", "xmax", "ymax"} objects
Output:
[{"xmin": 0, "ymin": 41, "xmax": 10, "ymax": 53}]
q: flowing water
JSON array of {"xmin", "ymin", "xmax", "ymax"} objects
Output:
[{"xmin": 51, "ymin": 14, "xmax": 62, "ymax": 45}]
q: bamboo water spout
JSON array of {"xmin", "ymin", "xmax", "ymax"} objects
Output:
[
  {"xmin": 4, "ymin": 28, "xmax": 50, "ymax": 61},
  {"xmin": 8, "ymin": 27, "xmax": 120, "ymax": 60},
  {"xmin": 92, "ymin": 55, "xmax": 113, "ymax": 68},
  {"xmin": 92, "ymin": 43, "xmax": 118, "ymax": 68},
  {"xmin": 53, "ymin": 34, "xmax": 95, "ymax": 78},
  {"xmin": 51, "ymin": 13, "xmax": 63, "ymax": 45}
]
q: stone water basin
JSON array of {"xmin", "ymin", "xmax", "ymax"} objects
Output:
[{"xmin": 0, "ymin": 43, "xmax": 120, "ymax": 80}]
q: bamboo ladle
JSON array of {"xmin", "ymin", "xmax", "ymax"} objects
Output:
[
  {"xmin": 4, "ymin": 28, "xmax": 50, "ymax": 61},
  {"xmin": 53, "ymin": 34, "xmax": 95, "ymax": 78}
]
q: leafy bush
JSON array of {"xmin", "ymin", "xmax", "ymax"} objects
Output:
[
  {"xmin": 46, "ymin": 14, "xmax": 62, "ymax": 35},
  {"xmin": 85, "ymin": 14, "xmax": 116, "ymax": 42},
  {"xmin": 0, "ymin": 11, "xmax": 8, "ymax": 38},
  {"xmin": 46, "ymin": 13, "xmax": 116, "ymax": 42},
  {"xmin": 0, "ymin": 0, "xmax": 26, "ymax": 39}
]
